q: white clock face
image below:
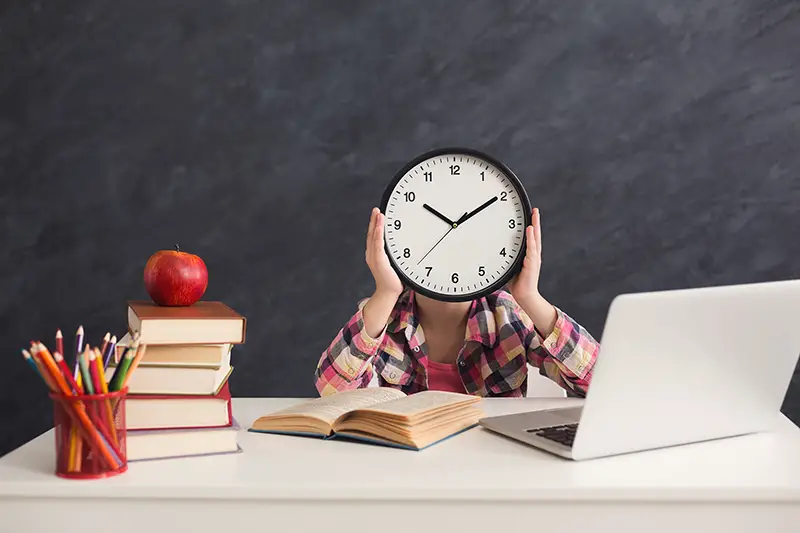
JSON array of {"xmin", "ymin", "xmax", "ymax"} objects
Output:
[{"xmin": 382, "ymin": 151, "xmax": 529, "ymax": 300}]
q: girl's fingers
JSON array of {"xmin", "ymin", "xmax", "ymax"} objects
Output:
[
  {"xmin": 533, "ymin": 208, "xmax": 542, "ymax": 254},
  {"xmin": 366, "ymin": 209, "xmax": 378, "ymax": 261},
  {"xmin": 367, "ymin": 208, "xmax": 376, "ymax": 247},
  {"xmin": 526, "ymin": 226, "xmax": 537, "ymax": 258},
  {"xmin": 375, "ymin": 213, "xmax": 385, "ymax": 248}
]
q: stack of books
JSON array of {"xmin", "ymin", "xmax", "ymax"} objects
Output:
[{"xmin": 111, "ymin": 300, "xmax": 246, "ymax": 462}]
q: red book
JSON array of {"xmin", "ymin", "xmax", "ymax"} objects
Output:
[{"xmin": 125, "ymin": 380, "xmax": 232, "ymax": 431}]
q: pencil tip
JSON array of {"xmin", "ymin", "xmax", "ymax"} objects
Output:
[
  {"xmin": 22, "ymin": 349, "xmax": 31, "ymax": 358},
  {"xmin": 103, "ymin": 332, "xmax": 110, "ymax": 341},
  {"xmin": 54, "ymin": 352, "xmax": 63, "ymax": 361},
  {"xmin": 56, "ymin": 329, "xmax": 62, "ymax": 338},
  {"xmin": 77, "ymin": 325, "xmax": 84, "ymax": 334},
  {"xmin": 110, "ymin": 335, "xmax": 117, "ymax": 343}
]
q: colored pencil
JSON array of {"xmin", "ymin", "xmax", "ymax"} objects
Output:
[
  {"xmin": 53, "ymin": 347, "xmax": 87, "ymax": 470},
  {"xmin": 55, "ymin": 330, "xmax": 64, "ymax": 360},
  {"xmin": 52, "ymin": 350, "xmax": 81, "ymax": 394},
  {"xmin": 94, "ymin": 348, "xmax": 108, "ymax": 393},
  {"xmin": 73, "ymin": 326, "xmax": 84, "ymax": 382},
  {"xmin": 88, "ymin": 349, "xmax": 115, "ymax": 440},
  {"xmin": 103, "ymin": 335, "xmax": 117, "ymax": 369},
  {"xmin": 88, "ymin": 350, "xmax": 102, "ymax": 395},
  {"xmin": 30, "ymin": 347, "xmax": 58, "ymax": 392},
  {"xmin": 109, "ymin": 347, "xmax": 135, "ymax": 392},
  {"xmin": 49, "ymin": 345, "xmax": 85, "ymax": 471},
  {"xmin": 94, "ymin": 348, "xmax": 118, "ymax": 445},
  {"xmin": 68, "ymin": 425, "xmax": 80, "ymax": 472},
  {"xmin": 22, "ymin": 349, "xmax": 42, "ymax": 378},
  {"xmin": 120, "ymin": 342, "xmax": 147, "ymax": 390},
  {"xmin": 98, "ymin": 333, "xmax": 110, "ymax": 362},
  {"xmin": 78, "ymin": 346, "xmax": 95, "ymax": 395}
]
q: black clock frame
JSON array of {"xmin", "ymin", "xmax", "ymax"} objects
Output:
[{"xmin": 379, "ymin": 147, "xmax": 532, "ymax": 302}]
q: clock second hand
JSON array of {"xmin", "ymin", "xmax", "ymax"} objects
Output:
[{"xmin": 416, "ymin": 212, "xmax": 468, "ymax": 265}]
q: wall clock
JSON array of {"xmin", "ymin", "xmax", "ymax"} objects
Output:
[{"xmin": 379, "ymin": 147, "xmax": 532, "ymax": 302}]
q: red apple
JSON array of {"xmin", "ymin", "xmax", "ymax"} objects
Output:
[{"xmin": 144, "ymin": 245, "xmax": 208, "ymax": 306}]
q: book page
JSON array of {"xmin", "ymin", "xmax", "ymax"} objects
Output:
[
  {"xmin": 264, "ymin": 388, "xmax": 406, "ymax": 425},
  {"xmin": 358, "ymin": 391, "xmax": 479, "ymax": 417}
]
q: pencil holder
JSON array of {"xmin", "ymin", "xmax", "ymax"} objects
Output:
[{"xmin": 49, "ymin": 388, "xmax": 128, "ymax": 479}]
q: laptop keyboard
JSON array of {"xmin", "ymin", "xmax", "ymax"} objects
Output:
[{"xmin": 527, "ymin": 423, "xmax": 578, "ymax": 447}]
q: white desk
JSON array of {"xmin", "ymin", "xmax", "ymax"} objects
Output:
[{"xmin": 1, "ymin": 397, "xmax": 799, "ymax": 533}]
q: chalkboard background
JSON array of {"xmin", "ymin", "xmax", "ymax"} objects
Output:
[{"xmin": 1, "ymin": 0, "xmax": 799, "ymax": 457}]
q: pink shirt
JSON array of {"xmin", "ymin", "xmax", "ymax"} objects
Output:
[
  {"xmin": 425, "ymin": 359, "xmax": 467, "ymax": 393},
  {"xmin": 315, "ymin": 289, "xmax": 598, "ymax": 398}
]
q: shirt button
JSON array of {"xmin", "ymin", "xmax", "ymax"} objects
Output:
[
  {"xmin": 413, "ymin": 346, "xmax": 420, "ymax": 352},
  {"xmin": 459, "ymin": 361, "xmax": 466, "ymax": 367}
]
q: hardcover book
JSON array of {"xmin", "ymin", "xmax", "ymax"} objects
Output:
[
  {"xmin": 124, "ymin": 381, "xmax": 232, "ymax": 430},
  {"xmin": 126, "ymin": 419, "xmax": 240, "ymax": 462},
  {"xmin": 127, "ymin": 301, "xmax": 246, "ymax": 345},
  {"xmin": 249, "ymin": 388, "xmax": 483, "ymax": 451}
]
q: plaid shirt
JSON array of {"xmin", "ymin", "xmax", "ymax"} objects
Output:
[{"xmin": 314, "ymin": 290, "xmax": 599, "ymax": 398}]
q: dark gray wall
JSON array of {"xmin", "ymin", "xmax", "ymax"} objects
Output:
[{"xmin": 1, "ymin": 0, "xmax": 799, "ymax": 457}]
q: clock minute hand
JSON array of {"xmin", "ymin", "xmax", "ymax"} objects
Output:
[
  {"xmin": 456, "ymin": 196, "xmax": 498, "ymax": 226},
  {"xmin": 423, "ymin": 203, "xmax": 457, "ymax": 227}
]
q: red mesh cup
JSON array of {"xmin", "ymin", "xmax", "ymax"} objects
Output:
[{"xmin": 50, "ymin": 388, "xmax": 128, "ymax": 479}]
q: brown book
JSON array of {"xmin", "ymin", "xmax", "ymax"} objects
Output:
[
  {"xmin": 128, "ymin": 301, "xmax": 246, "ymax": 345},
  {"xmin": 249, "ymin": 389, "xmax": 483, "ymax": 450}
]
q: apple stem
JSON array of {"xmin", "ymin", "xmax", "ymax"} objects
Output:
[{"xmin": 175, "ymin": 244, "xmax": 180, "ymax": 252}]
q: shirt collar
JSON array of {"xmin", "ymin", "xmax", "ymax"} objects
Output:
[{"xmin": 389, "ymin": 290, "xmax": 497, "ymax": 346}]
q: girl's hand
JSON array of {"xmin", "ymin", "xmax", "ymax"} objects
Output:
[
  {"xmin": 365, "ymin": 207, "xmax": 404, "ymax": 298},
  {"xmin": 509, "ymin": 208, "xmax": 542, "ymax": 302},
  {"xmin": 509, "ymin": 208, "xmax": 558, "ymax": 336}
]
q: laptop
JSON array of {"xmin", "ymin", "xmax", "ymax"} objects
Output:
[{"xmin": 478, "ymin": 279, "xmax": 800, "ymax": 460}]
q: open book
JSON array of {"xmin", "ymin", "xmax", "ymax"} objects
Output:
[{"xmin": 248, "ymin": 388, "xmax": 483, "ymax": 450}]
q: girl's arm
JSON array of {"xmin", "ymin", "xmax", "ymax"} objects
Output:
[
  {"xmin": 313, "ymin": 291, "xmax": 398, "ymax": 396},
  {"xmin": 498, "ymin": 292, "xmax": 599, "ymax": 397},
  {"xmin": 521, "ymin": 303, "xmax": 599, "ymax": 397},
  {"xmin": 316, "ymin": 207, "xmax": 404, "ymax": 395},
  {"xmin": 506, "ymin": 208, "xmax": 599, "ymax": 396}
]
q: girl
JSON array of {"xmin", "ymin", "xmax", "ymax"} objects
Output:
[{"xmin": 314, "ymin": 207, "xmax": 599, "ymax": 398}]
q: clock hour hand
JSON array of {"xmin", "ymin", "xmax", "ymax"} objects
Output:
[
  {"xmin": 456, "ymin": 196, "xmax": 499, "ymax": 226},
  {"xmin": 423, "ymin": 203, "xmax": 457, "ymax": 227}
]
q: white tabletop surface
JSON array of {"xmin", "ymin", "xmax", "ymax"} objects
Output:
[{"xmin": 1, "ymin": 397, "xmax": 799, "ymax": 503}]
